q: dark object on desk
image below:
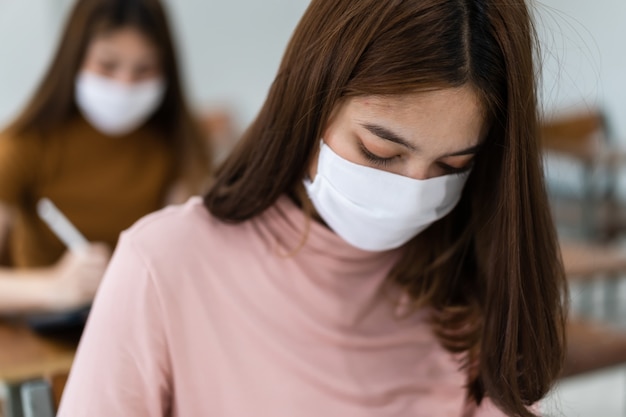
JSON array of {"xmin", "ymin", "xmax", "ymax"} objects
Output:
[{"xmin": 25, "ymin": 306, "xmax": 90, "ymax": 343}]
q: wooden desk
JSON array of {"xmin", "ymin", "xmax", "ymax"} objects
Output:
[
  {"xmin": 0, "ymin": 319, "xmax": 78, "ymax": 415},
  {"xmin": 0, "ymin": 320, "xmax": 77, "ymax": 383}
]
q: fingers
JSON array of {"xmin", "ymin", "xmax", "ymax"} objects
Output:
[{"xmin": 52, "ymin": 243, "xmax": 113, "ymax": 309}]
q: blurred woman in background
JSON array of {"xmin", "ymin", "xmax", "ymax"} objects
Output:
[{"xmin": 0, "ymin": 0, "xmax": 211, "ymax": 314}]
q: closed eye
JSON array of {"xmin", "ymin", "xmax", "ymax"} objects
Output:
[
  {"xmin": 437, "ymin": 161, "xmax": 473, "ymax": 175},
  {"xmin": 358, "ymin": 141, "xmax": 396, "ymax": 167},
  {"xmin": 134, "ymin": 63, "xmax": 159, "ymax": 78},
  {"xmin": 97, "ymin": 61, "xmax": 118, "ymax": 74}
]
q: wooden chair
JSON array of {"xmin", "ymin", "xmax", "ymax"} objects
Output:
[
  {"xmin": 541, "ymin": 111, "xmax": 606, "ymax": 163},
  {"xmin": 541, "ymin": 110, "xmax": 626, "ymax": 240},
  {"xmin": 197, "ymin": 108, "xmax": 240, "ymax": 164},
  {"xmin": 543, "ymin": 112, "xmax": 626, "ymax": 382}
]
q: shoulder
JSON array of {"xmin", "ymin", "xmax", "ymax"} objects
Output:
[
  {"xmin": 119, "ymin": 196, "xmax": 242, "ymax": 265},
  {"xmin": 0, "ymin": 128, "xmax": 45, "ymax": 190},
  {"xmin": 0, "ymin": 123, "xmax": 71, "ymax": 158},
  {"xmin": 124, "ymin": 196, "xmax": 214, "ymax": 241},
  {"xmin": 0, "ymin": 127, "xmax": 43, "ymax": 150},
  {"xmin": 114, "ymin": 197, "xmax": 258, "ymax": 298}
]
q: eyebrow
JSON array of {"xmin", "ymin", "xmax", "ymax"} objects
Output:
[
  {"xmin": 361, "ymin": 123, "xmax": 418, "ymax": 151},
  {"xmin": 443, "ymin": 143, "xmax": 483, "ymax": 157},
  {"xmin": 360, "ymin": 123, "xmax": 483, "ymax": 157}
]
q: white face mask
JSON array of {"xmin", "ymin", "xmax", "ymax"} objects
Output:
[
  {"xmin": 303, "ymin": 141, "xmax": 470, "ymax": 252},
  {"xmin": 75, "ymin": 71, "xmax": 166, "ymax": 136}
]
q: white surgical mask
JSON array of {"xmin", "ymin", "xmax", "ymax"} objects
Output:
[
  {"xmin": 75, "ymin": 71, "xmax": 166, "ymax": 136},
  {"xmin": 303, "ymin": 141, "xmax": 470, "ymax": 251}
]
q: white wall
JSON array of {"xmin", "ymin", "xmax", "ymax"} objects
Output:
[
  {"xmin": 165, "ymin": 0, "xmax": 309, "ymax": 126},
  {"xmin": 535, "ymin": 0, "xmax": 626, "ymax": 139},
  {"xmin": 0, "ymin": 0, "xmax": 624, "ymax": 136},
  {"xmin": 0, "ymin": 0, "xmax": 71, "ymax": 126},
  {"xmin": 0, "ymin": 0, "xmax": 310, "ymax": 129}
]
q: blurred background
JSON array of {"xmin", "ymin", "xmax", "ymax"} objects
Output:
[{"xmin": 1, "ymin": 0, "xmax": 625, "ymax": 416}]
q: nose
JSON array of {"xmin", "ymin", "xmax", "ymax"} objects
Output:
[
  {"xmin": 110, "ymin": 69, "xmax": 140, "ymax": 85},
  {"xmin": 402, "ymin": 164, "xmax": 431, "ymax": 180}
]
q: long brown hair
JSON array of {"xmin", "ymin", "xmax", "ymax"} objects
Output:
[
  {"xmin": 7, "ymin": 0, "xmax": 210, "ymax": 192},
  {"xmin": 205, "ymin": 1, "xmax": 567, "ymax": 415}
]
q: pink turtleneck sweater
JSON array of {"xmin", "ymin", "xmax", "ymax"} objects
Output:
[{"xmin": 58, "ymin": 196, "xmax": 509, "ymax": 417}]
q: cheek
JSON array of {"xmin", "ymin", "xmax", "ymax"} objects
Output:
[{"xmin": 323, "ymin": 129, "xmax": 363, "ymax": 165}]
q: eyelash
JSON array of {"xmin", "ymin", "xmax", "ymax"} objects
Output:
[
  {"xmin": 438, "ymin": 162, "xmax": 473, "ymax": 176},
  {"xmin": 358, "ymin": 142, "xmax": 396, "ymax": 167},
  {"xmin": 99, "ymin": 61, "xmax": 117, "ymax": 71},
  {"xmin": 359, "ymin": 141, "xmax": 473, "ymax": 176}
]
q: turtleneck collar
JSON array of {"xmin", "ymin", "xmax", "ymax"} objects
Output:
[
  {"xmin": 249, "ymin": 195, "xmax": 410, "ymax": 333},
  {"xmin": 258, "ymin": 195, "xmax": 403, "ymax": 265}
]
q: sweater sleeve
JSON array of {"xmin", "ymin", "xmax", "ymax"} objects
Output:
[{"xmin": 57, "ymin": 232, "xmax": 171, "ymax": 417}]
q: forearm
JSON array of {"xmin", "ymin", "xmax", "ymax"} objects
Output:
[{"xmin": 0, "ymin": 267, "xmax": 56, "ymax": 314}]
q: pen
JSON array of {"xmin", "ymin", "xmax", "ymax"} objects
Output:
[{"xmin": 36, "ymin": 198, "xmax": 89, "ymax": 253}]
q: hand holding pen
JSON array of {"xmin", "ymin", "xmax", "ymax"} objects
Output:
[{"xmin": 37, "ymin": 198, "xmax": 111, "ymax": 311}]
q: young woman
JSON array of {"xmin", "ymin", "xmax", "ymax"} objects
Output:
[
  {"xmin": 59, "ymin": 0, "xmax": 567, "ymax": 416},
  {"xmin": 0, "ymin": 0, "xmax": 210, "ymax": 313}
]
